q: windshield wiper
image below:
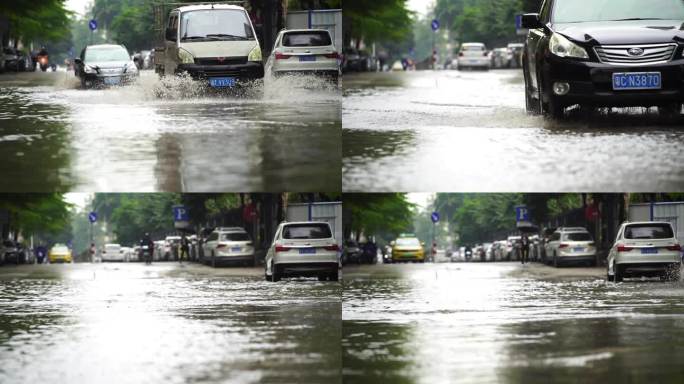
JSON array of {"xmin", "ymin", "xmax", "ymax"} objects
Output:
[
  {"xmin": 205, "ymin": 33, "xmax": 248, "ymax": 40},
  {"xmin": 610, "ymin": 17, "xmax": 665, "ymax": 21},
  {"xmin": 180, "ymin": 35, "xmax": 208, "ymax": 41}
]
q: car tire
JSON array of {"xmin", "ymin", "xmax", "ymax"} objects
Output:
[
  {"xmin": 607, "ymin": 272, "xmax": 614, "ymax": 282},
  {"xmin": 658, "ymin": 103, "xmax": 682, "ymax": 121},
  {"xmin": 330, "ymin": 270, "xmax": 339, "ymax": 282},
  {"xmin": 272, "ymin": 268, "xmax": 281, "ymax": 282},
  {"xmin": 614, "ymin": 265, "xmax": 623, "ymax": 282},
  {"xmin": 211, "ymin": 251, "xmax": 216, "ymax": 268},
  {"xmin": 667, "ymin": 265, "xmax": 681, "ymax": 281},
  {"xmin": 553, "ymin": 253, "xmax": 559, "ymax": 268},
  {"xmin": 318, "ymin": 275, "xmax": 327, "ymax": 281}
]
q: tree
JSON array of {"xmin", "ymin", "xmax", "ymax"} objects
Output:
[
  {"xmin": 343, "ymin": 193, "xmax": 414, "ymax": 242},
  {"xmin": 344, "ymin": 0, "xmax": 413, "ymax": 48},
  {"xmin": 1, "ymin": 0, "xmax": 72, "ymax": 43},
  {"xmin": 0, "ymin": 194, "xmax": 71, "ymax": 240}
]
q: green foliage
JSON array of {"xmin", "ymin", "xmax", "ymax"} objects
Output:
[
  {"xmin": 452, "ymin": 194, "xmax": 523, "ymax": 245},
  {"xmin": 2, "ymin": 0, "xmax": 72, "ymax": 43},
  {"xmin": 344, "ymin": 0, "xmax": 413, "ymax": 47},
  {"xmin": 288, "ymin": 0, "xmax": 342, "ymax": 10},
  {"xmin": 434, "ymin": 0, "xmax": 524, "ymax": 47},
  {"xmin": 344, "ymin": 193, "xmax": 414, "ymax": 241},
  {"xmin": 0, "ymin": 194, "xmax": 72, "ymax": 238}
]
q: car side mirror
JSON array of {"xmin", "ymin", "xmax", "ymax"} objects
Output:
[
  {"xmin": 521, "ymin": 13, "xmax": 543, "ymax": 29},
  {"xmin": 165, "ymin": 28, "xmax": 177, "ymax": 42},
  {"xmin": 74, "ymin": 58, "xmax": 82, "ymax": 65}
]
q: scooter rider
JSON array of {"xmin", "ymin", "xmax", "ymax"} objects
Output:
[{"xmin": 141, "ymin": 233, "xmax": 154, "ymax": 264}]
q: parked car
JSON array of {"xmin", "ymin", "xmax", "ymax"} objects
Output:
[
  {"xmin": 506, "ymin": 43, "xmax": 524, "ymax": 68},
  {"xmin": 490, "ymin": 48, "xmax": 512, "ymax": 69},
  {"xmin": 457, "ymin": 43, "xmax": 490, "ymax": 70},
  {"xmin": 506, "ymin": 236, "xmax": 521, "ymax": 260},
  {"xmin": 266, "ymin": 29, "xmax": 340, "ymax": 83},
  {"xmin": 74, "ymin": 44, "xmax": 139, "ymax": 88},
  {"xmin": 264, "ymin": 221, "xmax": 339, "ymax": 282},
  {"xmin": 342, "ymin": 240, "xmax": 362, "ymax": 265},
  {"xmin": 101, "ymin": 243, "xmax": 124, "ymax": 262},
  {"xmin": 3, "ymin": 47, "xmax": 22, "ymax": 72},
  {"xmin": 544, "ymin": 227, "xmax": 596, "ymax": 267},
  {"xmin": 2, "ymin": 240, "xmax": 24, "ymax": 264},
  {"xmin": 390, "ymin": 235, "xmax": 425, "ymax": 263},
  {"xmin": 163, "ymin": 236, "xmax": 181, "ymax": 261},
  {"xmin": 154, "ymin": 3, "xmax": 264, "ymax": 87},
  {"xmin": 48, "ymin": 243, "xmax": 72, "ymax": 263},
  {"xmin": 607, "ymin": 221, "xmax": 681, "ymax": 282},
  {"xmin": 202, "ymin": 227, "xmax": 254, "ymax": 267},
  {"xmin": 522, "ymin": 0, "xmax": 684, "ymax": 119}
]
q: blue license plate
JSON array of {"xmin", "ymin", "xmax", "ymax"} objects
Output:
[
  {"xmin": 231, "ymin": 247, "xmax": 241, "ymax": 252},
  {"xmin": 104, "ymin": 76, "xmax": 120, "ymax": 85},
  {"xmin": 299, "ymin": 248, "xmax": 316, "ymax": 254},
  {"xmin": 573, "ymin": 247, "xmax": 584, "ymax": 252},
  {"xmin": 641, "ymin": 248, "xmax": 658, "ymax": 254},
  {"xmin": 209, "ymin": 77, "xmax": 236, "ymax": 88},
  {"xmin": 299, "ymin": 56, "xmax": 316, "ymax": 62},
  {"xmin": 612, "ymin": 72, "xmax": 661, "ymax": 90}
]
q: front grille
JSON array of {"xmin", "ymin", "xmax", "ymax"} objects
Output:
[
  {"xmin": 594, "ymin": 43, "xmax": 677, "ymax": 65},
  {"xmin": 194, "ymin": 56, "xmax": 248, "ymax": 66}
]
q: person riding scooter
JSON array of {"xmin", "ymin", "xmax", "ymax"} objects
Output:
[
  {"xmin": 36, "ymin": 47, "xmax": 49, "ymax": 72},
  {"xmin": 140, "ymin": 233, "xmax": 154, "ymax": 264}
]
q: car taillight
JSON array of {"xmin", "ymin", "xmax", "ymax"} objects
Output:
[
  {"xmin": 587, "ymin": 242, "xmax": 595, "ymax": 247},
  {"xmin": 275, "ymin": 52, "xmax": 291, "ymax": 60},
  {"xmin": 216, "ymin": 244, "xmax": 226, "ymax": 249},
  {"xmin": 275, "ymin": 245, "xmax": 290, "ymax": 252},
  {"xmin": 324, "ymin": 244, "xmax": 339, "ymax": 251},
  {"xmin": 459, "ymin": 52, "xmax": 464, "ymax": 57},
  {"xmin": 667, "ymin": 244, "xmax": 682, "ymax": 251},
  {"xmin": 558, "ymin": 243, "xmax": 569, "ymax": 248},
  {"xmin": 324, "ymin": 52, "xmax": 339, "ymax": 59},
  {"xmin": 483, "ymin": 52, "xmax": 488, "ymax": 57},
  {"xmin": 617, "ymin": 245, "xmax": 633, "ymax": 252}
]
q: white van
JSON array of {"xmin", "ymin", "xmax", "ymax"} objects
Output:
[{"xmin": 154, "ymin": 3, "xmax": 264, "ymax": 87}]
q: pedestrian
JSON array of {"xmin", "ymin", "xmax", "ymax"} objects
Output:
[
  {"xmin": 89, "ymin": 243, "xmax": 96, "ymax": 263},
  {"xmin": 180, "ymin": 234, "xmax": 190, "ymax": 264},
  {"xmin": 521, "ymin": 234, "xmax": 530, "ymax": 265}
]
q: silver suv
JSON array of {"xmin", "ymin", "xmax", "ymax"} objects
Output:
[{"xmin": 544, "ymin": 227, "xmax": 596, "ymax": 267}]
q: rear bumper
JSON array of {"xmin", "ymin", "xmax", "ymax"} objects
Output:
[
  {"xmin": 542, "ymin": 55, "xmax": 684, "ymax": 107},
  {"xmin": 177, "ymin": 62, "xmax": 264, "ymax": 81},
  {"xmin": 617, "ymin": 262, "xmax": 680, "ymax": 277},
  {"xmin": 274, "ymin": 262, "xmax": 338, "ymax": 277},
  {"xmin": 272, "ymin": 69, "xmax": 339, "ymax": 78}
]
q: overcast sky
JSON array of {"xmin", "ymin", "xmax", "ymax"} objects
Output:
[
  {"xmin": 408, "ymin": 0, "xmax": 433, "ymax": 16},
  {"xmin": 66, "ymin": 0, "xmax": 91, "ymax": 17}
]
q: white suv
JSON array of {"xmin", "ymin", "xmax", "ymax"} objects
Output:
[
  {"xmin": 265, "ymin": 221, "xmax": 339, "ymax": 282},
  {"xmin": 202, "ymin": 227, "xmax": 254, "ymax": 267},
  {"xmin": 607, "ymin": 222, "xmax": 681, "ymax": 282},
  {"xmin": 266, "ymin": 29, "xmax": 340, "ymax": 83},
  {"xmin": 544, "ymin": 227, "xmax": 596, "ymax": 267}
]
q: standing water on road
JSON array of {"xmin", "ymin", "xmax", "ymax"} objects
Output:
[
  {"xmin": 343, "ymin": 263, "xmax": 684, "ymax": 384},
  {"xmin": 0, "ymin": 71, "xmax": 340, "ymax": 192},
  {"xmin": 343, "ymin": 70, "xmax": 684, "ymax": 191},
  {"xmin": 0, "ymin": 263, "xmax": 341, "ymax": 384}
]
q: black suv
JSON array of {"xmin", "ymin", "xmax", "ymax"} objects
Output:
[{"xmin": 522, "ymin": 0, "xmax": 684, "ymax": 118}]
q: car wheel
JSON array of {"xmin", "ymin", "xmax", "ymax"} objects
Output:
[
  {"xmin": 211, "ymin": 251, "xmax": 216, "ymax": 268},
  {"xmin": 607, "ymin": 272, "xmax": 614, "ymax": 282},
  {"xmin": 265, "ymin": 272, "xmax": 273, "ymax": 282},
  {"xmin": 614, "ymin": 265, "xmax": 623, "ymax": 282},
  {"xmin": 658, "ymin": 103, "xmax": 681, "ymax": 121},
  {"xmin": 536, "ymin": 71, "xmax": 563, "ymax": 119},
  {"xmin": 318, "ymin": 275, "xmax": 327, "ymax": 281},
  {"xmin": 667, "ymin": 265, "xmax": 681, "ymax": 281},
  {"xmin": 524, "ymin": 66, "xmax": 541, "ymax": 115},
  {"xmin": 553, "ymin": 253, "xmax": 559, "ymax": 268},
  {"xmin": 272, "ymin": 268, "xmax": 281, "ymax": 282}
]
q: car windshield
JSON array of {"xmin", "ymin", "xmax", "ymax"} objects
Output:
[
  {"xmin": 396, "ymin": 238, "xmax": 420, "ymax": 246},
  {"xmin": 52, "ymin": 246, "xmax": 68, "ymax": 253},
  {"xmin": 552, "ymin": 0, "xmax": 684, "ymax": 23},
  {"xmin": 563, "ymin": 232, "xmax": 592, "ymax": 241},
  {"xmin": 624, "ymin": 224, "xmax": 674, "ymax": 239},
  {"xmin": 180, "ymin": 9, "xmax": 254, "ymax": 41},
  {"xmin": 282, "ymin": 31, "xmax": 332, "ymax": 47},
  {"xmin": 220, "ymin": 233, "xmax": 249, "ymax": 241},
  {"xmin": 283, "ymin": 224, "xmax": 332, "ymax": 239},
  {"xmin": 85, "ymin": 47, "xmax": 130, "ymax": 62},
  {"xmin": 462, "ymin": 45, "xmax": 485, "ymax": 51}
]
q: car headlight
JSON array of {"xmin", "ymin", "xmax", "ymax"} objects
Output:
[
  {"xmin": 177, "ymin": 48, "xmax": 194, "ymax": 64},
  {"xmin": 84, "ymin": 65, "xmax": 97, "ymax": 74},
  {"xmin": 248, "ymin": 45, "xmax": 262, "ymax": 62},
  {"xmin": 126, "ymin": 62, "xmax": 138, "ymax": 74},
  {"xmin": 549, "ymin": 32, "xmax": 588, "ymax": 59}
]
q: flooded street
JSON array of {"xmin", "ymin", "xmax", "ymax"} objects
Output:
[
  {"xmin": 0, "ymin": 71, "xmax": 341, "ymax": 192},
  {"xmin": 343, "ymin": 262, "xmax": 684, "ymax": 384},
  {"xmin": 343, "ymin": 70, "xmax": 684, "ymax": 192},
  {"xmin": 0, "ymin": 263, "xmax": 341, "ymax": 384}
]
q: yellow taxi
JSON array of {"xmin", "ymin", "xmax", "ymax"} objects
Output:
[
  {"xmin": 390, "ymin": 234, "xmax": 425, "ymax": 263},
  {"xmin": 48, "ymin": 244, "xmax": 72, "ymax": 263}
]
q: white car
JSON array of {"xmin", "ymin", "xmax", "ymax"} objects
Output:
[
  {"xmin": 506, "ymin": 236, "xmax": 521, "ymax": 260},
  {"xmin": 607, "ymin": 222, "xmax": 682, "ymax": 282},
  {"xmin": 457, "ymin": 42, "xmax": 491, "ymax": 70},
  {"xmin": 202, "ymin": 227, "xmax": 254, "ymax": 267},
  {"xmin": 544, "ymin": 227, "xmax": 596, "ymax": 267},
  {"xmin": 163, "ymin": 236, "xmax": 181, "ymax": 260},
  {"xmin": 267, "ymin": 29, "xmax": 340, "ymax": 83},
  {"xmin": 101, "ymin": 243, "xmax": 124, "ymax": 262},
  {"xmin": 265, "ymin": 221, "xmax": 339, "ymax": 282}
]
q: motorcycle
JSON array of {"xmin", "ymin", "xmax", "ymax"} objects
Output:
[
  {"xmin": 141, "ymin": 245, "xmax": 152, "ymax": 265},
  {"xmin": 37, "ymin": 55, "xmax": 49, "ymax": 72},
  {"xmin": 465, "ymin": 249, "xmax": 473, "ymax": 261}
]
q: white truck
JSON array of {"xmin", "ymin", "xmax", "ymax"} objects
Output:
[{"xmin": 153, "ymin": 2, "xmax": 264, "ymax": 88}]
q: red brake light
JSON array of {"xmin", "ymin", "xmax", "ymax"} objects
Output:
[
  {"xmin": 275, "ymin": 245, "xmax": 290, "ymax": 252},
  {"xmin": 216, "ymin": 244, "xmax": 226, "ymax": 249},
  {"xmin": 324, "ymin": 52, "xmax": 339, "ymax": 59},
  {"xmin": 667, "ymin": 244, "xmax": 682, "ymax": 251},
  {"xmin": 324, "ymin": 244, "xmax": 339, "ymax": 251},
  {"xmin": 275, "ymin": 52, "xmax": 291, "ymax": 60},
  {"xmin": 558, "ymin": 243, "xmax": 569, "ymax": 249},
  {"xmin": 483, "ymin": 52, "xmax": 488, "ymax": 57},
  {"xmin": 459, "ymin": 52, "xmax": 464, "ymax": 57},
  {"xmin": 617, "ymin": 245, "xmax": 633, "ymax": 252}
]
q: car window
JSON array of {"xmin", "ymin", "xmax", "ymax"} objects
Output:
[
  {"xmin": 282, "ymin": 31, "xmax": 332, "ymax": 47},
  {"xmin": 220, "ymin": 232, "xmax": 249, "ymax": 241},
  {"xmin": 282, "ymin": 223, "xmax": 332, "ymax": 239},
  {"xmin": 462, "ymin": 45, "xmax": 484, "ymax": 51},
  {"xmin": 562, "ymin": 232, "xmax": 592, "ymax": 241},
  {"xmin": 552, "ymin": 0, "xmax": 684, "ymax": 23},
  {"xmin": 180, "ymin": 9, "xmax": 254, "ymax": 40},
  {"xmin": 551, "ymin": 233, "xmax": 561, "ymax": 241},
  {"xmin": 207, "ymin": 232, "xmax": 219, "ymax": 241},
  {"xmin": 624, "ymin": 224, "xmax": 674, "ymax": 239},
  {"xmin": 396, "ymin": 238, "xmax": 420, "ymax": 246},
  {"xmin": 85, "ymin": 47, "xmax": 130, "ymax": 62}
]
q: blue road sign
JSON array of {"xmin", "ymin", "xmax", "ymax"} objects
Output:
[
  {"xmin": 515, "ymin": 206, "xmax": 530, "ymax": 222},
  {"xmin": 89, "ymin": 19, "xmax": 98, "ymax": 31},
  {"xmin": 431, "ymin": 212, "xmax": 440, "ymax": 223},
  {"xmin": 515, "ymin": 14, "xmax": 523, "ymax": 29},
  {"xmin": 88, "ymin": 211, "xmax": 97, "ymax": 223},
  {"xmin": 431, "ymin": 19, "xmax": 440, "ymax": 31},
  {"xmin": 173, "ymin": 206, "xmax": 189, "ymax": 222}
]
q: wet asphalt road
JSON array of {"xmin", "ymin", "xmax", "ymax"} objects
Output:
[
  {"xmin": 343, "ymin": 70, "xmax": 684, "ymax": 192},
  {"xmin": 0, "ymin": 263, "xmax": 341, "ymax": 384},
  {"xmin": 343, "ymin": 262, "xmax": 684, "ymax": 384},
  {"xmin": 0, "ymin": 71, "xmax": 341, "ymax": 192}
]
